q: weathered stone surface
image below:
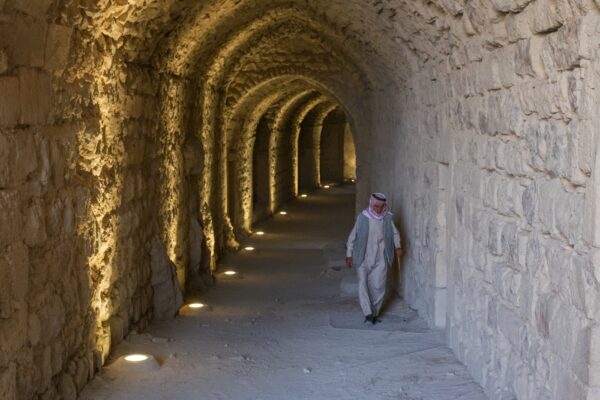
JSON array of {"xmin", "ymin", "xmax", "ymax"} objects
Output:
[
  {"xmin": 3, "ymin": 1, "xmax": 600, "ymax": 400},
  {"xmin": 18, "ymin": 68, "xmax": 51, "ymax": 125},
  {"xmin": 0, "ymin": 190, "xmax": 21, "ymax": 244},
  {"xmin": 0, "ymin": 77, "xmax": 20, "ymax": 126},
  {"xmin": 515, "ymin": 37, "xmax": 544, "ymax": 78},
  {"xmin": 529, "ymin": 0, "xmax": 562, "ymax": 33},
  {"xmin": 12, "ymin": 0, "xmax": 52, "ymax": 17},
  {"xmin": 0, "ymin": 362, "xmax": 17, "ymax": 400},
  {"xmin": 2, "ymin": 16, "xmax": 47, "ymax": 67},
  {"xmin": 0, "ymin": 48, "xmax": 8, "ymax": 74},
  {"xmin": 44, "ymin": 24, "xmax": 72, "ymax": 71},
  {"xmin": 150, "ymin": 236, "xmax": 183, "ymax": 320},
  {"xmin": 58, "ymin": 373, "xmax": 77, "ymax": 400}
]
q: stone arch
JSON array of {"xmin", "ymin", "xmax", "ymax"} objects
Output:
[
  {"xmin": 298, "ymin": 102, "xmax": 338, "ymax": 190},
  {"xmin": 267, "ymin": 90, "xmax": 319, "ymax": 212},
  {"xmin": 221, "ymin": 74, "xmax": 349, "ymax": 240},
  {"xmin": 319, "ymin": 107, "xmax": 351, "ymax": 184},
  {"xmin": 4, "ymin": 2, "xmax": 600, "ymax": 399}
]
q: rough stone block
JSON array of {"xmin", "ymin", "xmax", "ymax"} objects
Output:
[
  {"xmin": 515, "ymin": 37, "xmax": 545, "ymax": 78},
  {"xmin": 433, "ymin": 288, "xmax": 447, "ymax": 328},
  {"xmin": 0, "ymin": 190, "xmax": 21, "ymax": 244},
  {"xmin": 0, "ymin": 362, "xmax": 17, "ymax": 400},
  {"xmin": 35, "ymin": 345, "xmax": 52, "ymax": 390},
  {"xmin": 10, "ymin": 131, "xmax": 38, "ymax": 185},
  {"xmin": 534, "ymin": 293, "xmax": 557, "ymax": 339},
  {"xmin": 0, "ymin": 267, "xmax": 12, "ymax": 319},
  {"xmin": 0, "ymin": 77, "xmax": 20, "ymax": 126},
  {"xmin": 555, "ymin": 192, "xmax": 583, "ymax": 246},
  {"xmin": 506, "ymin": 10, "xmax": 531, "ymax": 43},
  {"xmin": 12, "ymin": 0, "xmax": 52, "ymax": 16},
  {"xmin": 44, "ymin": 24, "xmax": 72, "ymax": 71},
  {"xmin": 23, "ymin": 198, "xmax": 46, "ymax": 246},
  {"xmin": 529, "ymin": 0, "xmax": 562, "ymax": 33},
  {"xmin": 493, "ymin": 46, "xmax": 517, "ymax": 88},
  {"xmin": 38, "ymin": 292, "xmax": 65, "ymax": 343},
  {"xmin": 188, "ymin": 215, "xmax": 203, "ymax": 272},
  {"xmin": 541, "ymin": 15, "xmax": 600, "ymax": 74},
  {"xmin": 57, "ymin": 373, "xmax": 76, "ymax": 400},
  {"xmin": 18, "ymin": 68, "xmax": 52, "ymax": 125},
  {"xmin": 498, "ymin": 303, "xmax": 522, "ymax": 346},
  {"xmin": 150, "ymin": 236, "xmax": 183, "ymax": 320},
  {"xmin": 108, "ymin": 315, "xmax": 124, "ymax": 346},
  {"xmin": 0, "ymin": 132, "xmax": 12, "ymax": 187},
  {"xmin": 591, "ymin": 325, "xmax": 600, "ymax": 386},
  {"xmin": 0, "ymin": 47, "xmax": 8, "ymax": 74},
  {"xmin": 490, "ymin": 0, "xmax": 531, "ymax": 13},
  {"xmin": 488, "ymin": 220, "xmax": 504, "ymax": 257},
  {"xmin": 50, "ymin": 339, "xmax": 64, "ymax": 376},
  {"xmin": 6, "ymin": 16, "xmax": 47, "ymax": 67},
  {"xmin": 28, "ymin": 313, "xmax": 40, "ymax": 346},
  {"xmin": 5, "ymin": 241, "xmax": 29, "ymax": 308}
]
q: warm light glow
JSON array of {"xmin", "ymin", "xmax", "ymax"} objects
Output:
[
  {"xmin": 255, "ymin": 231, "xmax": 265, "ymax": 235},
  {"xmin": 125, "ymin": 354, "xmax": 149, "ymax": 362},
  {"xmin": 224, "ymin": 270, "xmax": 237, "ymax": 276},
  {"xmin": 279, "ymin": 211, "xmax": 287, "ymax": 215},
  {"xmin": 189, "ymin": 303, "xmax": 205, "ymax": 309},
  {"xmin": 244, "ymin": 246, "xmax": 255, "ymax": 251},
  {"xmin": 351, "ymin": 179, "xmax": 355, "ymax": 183},
  {"xmin": 323, "ymin": 185, "xmax": 330, "ymax": 189},
  {"xmin": 300, "ymin": 194, "xmax": 308, "ymax": 198}
]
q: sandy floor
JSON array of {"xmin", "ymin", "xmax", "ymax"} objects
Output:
[{"xmin": 80, "ymin": 185, "xmax": 487, "ymax": 400}]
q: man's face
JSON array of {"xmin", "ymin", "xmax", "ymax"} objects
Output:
[{"xmin": 373, "ymin": 203, "xmax": 385, "ymax": 214}]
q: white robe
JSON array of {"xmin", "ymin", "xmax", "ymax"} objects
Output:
[{"xmin": 347, "ymin": 216, "xmax": 401, "ymax": 316}]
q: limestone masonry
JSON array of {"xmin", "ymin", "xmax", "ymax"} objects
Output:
[{"xmin": 1, "ymin": 1, "xmax": 600, "ymax": 399}]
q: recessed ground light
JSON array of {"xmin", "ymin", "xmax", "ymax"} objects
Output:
[
  {"xmin": 255, "ymin": 231, "xmax": 265, "ymax": 235},
  {"xmin": 244, "ymin": 246, "xmax": 255, "ymax": 251},
  {"xmin": 224, "ymin": 270, "xmax": 237, "ymax": 276},
  {"xmin": 300, "ymin": 194, "xmax": 308, "ymax": 198},
  {"xmin": 188, "ymin": 303, "xmax": 205, "ymax": 309},
  {"xmin": 323, "ymin": 185, "xmax": 330, "ymax": 189},
  {"xmin": 124, "ymin": 354, "xmax": 149, "ymax": 362},
  {"xmin": 279, "ymin": 211, "xmax": 287, "ymax": 215}
]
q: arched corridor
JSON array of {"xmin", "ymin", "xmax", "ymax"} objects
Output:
[
  {"xmin": 79, "ymin": 186, "xmax": 486, "ymax": 400},
  {"xmin": 1, "ymin": 1, "xmax": 600, "ymax": 399}
]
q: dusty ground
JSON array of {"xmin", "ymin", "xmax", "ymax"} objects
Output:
[{"xmin": 80, "ymin": 185, "xmax": 487, "ymax": 400}]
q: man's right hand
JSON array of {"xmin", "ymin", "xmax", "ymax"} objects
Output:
[{"xmin": 345, "ymin": 257, "xmax": 352, "ymax": 268}]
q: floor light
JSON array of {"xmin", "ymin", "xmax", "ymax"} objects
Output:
[{"xmin": 124, "ymin": 354, "xmax": 149, "ymax": 362}]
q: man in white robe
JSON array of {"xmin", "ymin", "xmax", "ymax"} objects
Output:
[{"xmin": 346, "ymin": 193, "xmax": 401, "ymax": 324}]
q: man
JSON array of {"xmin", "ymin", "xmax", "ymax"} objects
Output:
[{"xmin": 345, "ymin": 193, "xmax": 402, "ymax": 325}]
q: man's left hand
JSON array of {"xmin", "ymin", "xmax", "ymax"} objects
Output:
[{"xmin": 395, "ymin": 248, "xmax": 403, "ymax": 259}]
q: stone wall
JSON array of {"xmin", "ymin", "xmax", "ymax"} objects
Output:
[
  {"xmin": 368, "ymin": 3, "xmax": 600, "ymax": 399},
  {"xmin": 320, "ymin": 109, "xmax": 347, "ymax": 184},
  {"xmin": 4, "ymin": 1, "xmax": 600, "ymax": 400}
]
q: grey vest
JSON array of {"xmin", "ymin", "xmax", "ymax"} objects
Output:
[{"xmin": 351, "ymin": 213, "xmax": 396, "ymax": 268}]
